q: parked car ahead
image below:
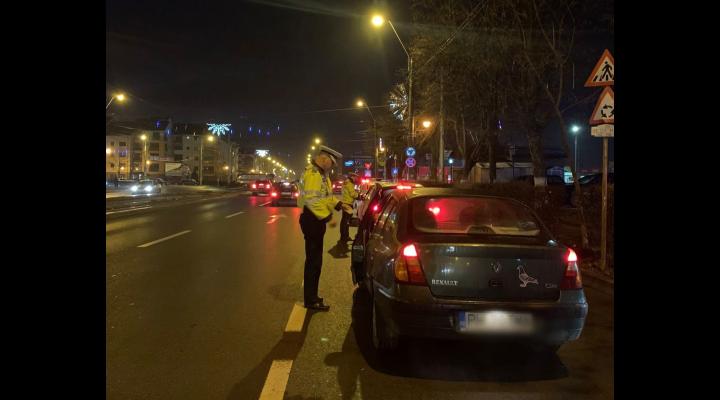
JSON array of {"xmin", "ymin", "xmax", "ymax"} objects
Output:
[
  {"xmin": 513, "ymin": 175, "xmax": 565, "ymax": 185},
  {"xmin": 577, "ymin": 173, "xmax": 614, "ymax": 185},
  {"xmin": 356, "ymin": 187, "xmax": 587, "ymax": 354}
]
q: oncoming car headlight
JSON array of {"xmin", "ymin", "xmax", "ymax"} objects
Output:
[
  {"xmin": 131, "ymin": 185, "xmax": 139, "ymax": 192},
  {"xmin": 144, "ymin": 185, "xmax": 153, "ymax": 192}
]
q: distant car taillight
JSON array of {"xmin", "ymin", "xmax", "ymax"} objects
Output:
[
  {"xmin": 397, "ymin": 185, "xmax": 412, "ymax": 190},
  {"xmin": 252, "ymin": 184, "xmax": 257, "ymax": 189},
  {"xmin": 560, "ymin": 248, "xmax": 582, "ymax": 290},
  {"xmin": 372, "ymin": 204, "xmax": 379, "ymax": 212},
  {"xmin": 394, "ymin": 244, "xmax": 427, "ymax": 285},
  {"xmin": 271, "ymin": 192, "xmax": 278, "ymax": 197},
  {"xmin": 293, "ymin": 192, "xmax": 299, "ymax": 198}
]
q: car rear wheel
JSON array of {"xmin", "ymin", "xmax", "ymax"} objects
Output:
[{"xmin": 372, "ymin": 296, "xmax": 398, "ymax": 351}]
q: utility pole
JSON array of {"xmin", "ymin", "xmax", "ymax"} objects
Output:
[{"xmin": 438, "ymin": 66, "xmax": 444, "ymax": 183}]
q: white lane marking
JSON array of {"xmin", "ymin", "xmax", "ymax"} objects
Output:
[
  {"xmin": 258, "ymin": 360, "xmax": 294, "ymax": 400},
  {"xmin": 106, "ymin": 206, "xmax": 151, "ymax": 215},
  {"xmin": 284, "ymin": 303, "xmax": 307, "ymax": 333},
  {"xmin": 224, "ymin": 211, "xmax": 246, "ymax": 219},
  {"xmin": 137, "ymin": 230, "xmax": 192, "ymax": 248},
  {"xmin": 259, "ymin": 201, "xmax": 272, "ymax": 207}
]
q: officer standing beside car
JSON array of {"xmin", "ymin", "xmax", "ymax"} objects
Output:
[
  {"xmin": 338, "ymin": 172, "xmax": 359, "ymax": 245},
  {"xmin": 298, "ymin": 145, "xmax": 343, "ymax": 311}
]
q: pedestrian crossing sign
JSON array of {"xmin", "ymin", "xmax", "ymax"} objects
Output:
[{"xmin": 585, "ymin": 49, "xmax": 614, "ymax": 87}]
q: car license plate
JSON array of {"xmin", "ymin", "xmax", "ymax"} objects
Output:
[
  {"xmin": 282, "ymin": 192, "xmax": 291, "ymax": 195},
  {"xmin": 458, "ymin": 311, "xmax": 533, "ymax": 333}
]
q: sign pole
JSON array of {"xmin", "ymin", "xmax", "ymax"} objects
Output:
[
  {"xmin": 585, "ymin": 48, "xmax": 614, "ymax": 271},
  {"xmin": 601, "ymin": 137, "xmax": 608, "ymax": 271}
]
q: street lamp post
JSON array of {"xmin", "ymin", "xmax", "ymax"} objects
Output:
[
  {"xmin": 140, "ymin": 134, "xmax": 148, "ymax": 179},
  {"xmin": 356, "ymin": 100, "xmax": 379, "ymax": 178},
  {"xmin": 199, "ymin": 135, "xmax": 215, "ymax": 186},
  {"xmin": 571, "ymin": 125, "xmax": 581, "ymax": 174},
  {"xmin": 372, "ymin": 15, "xmax": 413, "ymax": 155},
  {"xmin": 106, "ymin": 93, "xmax": 126, "ymax": 110}
]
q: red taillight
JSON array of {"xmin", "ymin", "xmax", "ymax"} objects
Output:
[
  {"xmin": 372, "ymin": 204, "xmax": 379, "ymax": 212},
  {"xmin": 402, "ymin": 244, "xmax": 417, "ymax": 257},
  {"xmin": 362, "ymin": 179, "xmax": 369, "ymax": 184},
  {"xmin": 271, "ymin": 192, "xmax": 278, "ymax": 197},
  {"xmin": 428, "ymin": 207, "xmax": 440, "ymax": 215},
  {"xmin": 560, "ymin": 248, "xmax": 582, "ymax": 290},
  {"xmin": 397, "ymin": 185, "xmax": 412, "ymax": 190},
  {"xmin": 395, "ymin": 244, "xmax": 426, "ymax": 285},
  {"xmin": 252, "ymin": 184, "xmax": 257, "ymax": 189},
  {"xmin": 294, "ymin": 192, "xmax": 299, "ymax": 198},
  {"xmin": 567, "ymin": 249, "xmax": 578, "ymax": 263}
]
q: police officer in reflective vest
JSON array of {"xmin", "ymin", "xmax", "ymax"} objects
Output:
[
  {"xmin": 298, "ymin": 145, "xmax": 343, "ymax": 311},
  {"xmin": 338, "ymin": 172, "xmax": 359, "ymax": 244}
]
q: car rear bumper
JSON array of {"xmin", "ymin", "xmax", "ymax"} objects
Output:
[{"xmin": 374, "ymin": 285, "xmax": 587, "ymax": 345}]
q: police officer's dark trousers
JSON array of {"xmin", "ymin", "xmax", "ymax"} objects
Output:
[
  {"xmin": 339, "ymin": 208, "xmax": 352, "ymax": 241},
  {"xmin": 300, "ymin": 207, "xmax": 326, "ymax": 305}
]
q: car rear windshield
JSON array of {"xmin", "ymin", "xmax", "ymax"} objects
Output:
[{"xmin": 410, "ymin": 197, "xmax": 542, "ymax": 237}]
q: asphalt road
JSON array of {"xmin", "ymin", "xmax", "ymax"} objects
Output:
[{"xmin": 106, "ymin": 194, "xmax": 613, "ymax": 400}]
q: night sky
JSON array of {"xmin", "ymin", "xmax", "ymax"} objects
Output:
[{"xmin": 107, "ymin": 0, "xmax": 613, "ymax": 173}]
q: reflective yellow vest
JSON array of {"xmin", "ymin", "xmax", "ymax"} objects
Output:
[
  {"xmin": 298, "ymin": 164, "xmax": 338, "ymax": 220},
  {"xmin": 341, "ymin": 179, "xmax": 358, "ymax": 213}
]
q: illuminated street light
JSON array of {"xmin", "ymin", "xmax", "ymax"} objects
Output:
[
  {"xmin": 311, "ymin": 146, "xmax": 316, "ymax": 150},
  {"xmin": 224, "ymin": 165, "xmax": 229, "ymax": 171},
  {"xmin": 207, "ymin": 136, "xmax": 215, "ymax": 142},
  {"xmin": 422, "ymin": 120, "xmax": 432, "ymax": 129},
  {"xmin": 356, "ymin": 100, "xmax": 365, "ymax": 107},
  {"xmin": 315, "ymin": 138, "xmax": 321, "ymax": 144},
  {"xmin": 140, "ymin": 134, "xmax": 147, "ymax": 141},
  {"xmin": 371, "ymin": 13, "xmax": 414, "ymax": 150},
  {"xmin": 371, "ymin": 14, "xmax": 384, "ymax": 27},
  {"xmin": 106, "ymin": 148, "xmax": 112, "ymax": 155},
  {"xmin": 106, "ymin": 93, "xmax": 127, "ymax": 109}
]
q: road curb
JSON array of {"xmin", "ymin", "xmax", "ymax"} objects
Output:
[{"xmin": 105, "ymin": 192, "xmax": 238, "ymax": 213}]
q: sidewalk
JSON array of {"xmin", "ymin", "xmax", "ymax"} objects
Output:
[{"xmin": 580, "ymin": 264, "xmax": 613, "ymax": 296}]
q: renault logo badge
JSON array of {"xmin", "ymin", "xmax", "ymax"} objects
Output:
[{"xmin": 490, "ymin": 261, "xmax": 502, "ymax": 273}]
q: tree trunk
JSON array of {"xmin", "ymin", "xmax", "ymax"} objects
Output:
[
  {"xmin": 527, "ymin": 130, "xmax": 546, "ymax": 187},
  {"xmin": 488, "ymin": 126, "xmax": 497, "ymax": 183}
]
